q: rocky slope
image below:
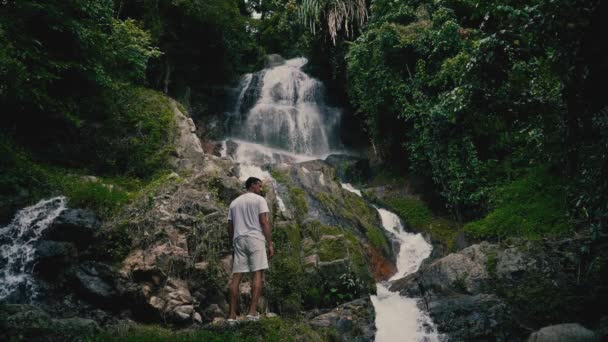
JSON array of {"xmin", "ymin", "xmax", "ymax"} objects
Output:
[
  {"xmin": 1, "ymin": 100, "xmax": 390, "ymax": 341},
  {"xmin": 390, "ymin": 240, "xmax": 606, "ymax": 341}
]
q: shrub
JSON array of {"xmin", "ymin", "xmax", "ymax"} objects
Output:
[{"xmin": 464, "ymin": 167, "xmax": 572, "ymax": 239}]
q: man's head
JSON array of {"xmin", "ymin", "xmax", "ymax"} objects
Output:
[{"xmin": 245, "ymin": 177, "xmax": 263, "ymax": 195}]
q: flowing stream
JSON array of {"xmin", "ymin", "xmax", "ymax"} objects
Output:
[
  {"xmin": 342, "ymin": 188, "xmax": 441, "ymax": 341},
  {"xmin": 0, "ymin": 196, "xmax": 67, "ymax": 302}
]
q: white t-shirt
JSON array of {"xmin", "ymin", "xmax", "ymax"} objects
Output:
[{"xmin": 227, "ymin": 192, "xmax": 269, "ymax": 242}]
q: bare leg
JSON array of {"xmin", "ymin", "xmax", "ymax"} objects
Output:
[
  {"xmin": 249, "ymin": 270, "xmax": 263, "ymax": 315},
  {"xmin": 228, "ymin": 272, "xmax": 243, "ymax": 319}
]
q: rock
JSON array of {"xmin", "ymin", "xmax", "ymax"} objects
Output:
[
  {"xmin": 33, "ymin": 240, "xmax": 77, "ymax": 277},
  {"xmin": 324, "ymin": 154, "xmax": 371, "ymax": 184},
  {"xmin": 303, "ymin": 254, "xmax": 319, "ymax": 269},
  {"xmin": 193, "ymin": 311, "xmax": 203, "ymax": 323},
  {"xmin": 310, "ymin": 298, "xmax": 376, "ymax": 341},
  {"xmin": 527, "ymin": 323, "xmax": 598, "ymax": 342},
  {"xmin": 495, "ymin": 246, "xmax": 538, "ymax": 281},
  {"xmin": 427, "ymin": 294, "xmax": 517, "ymax": 341},
  {"xmin": 43, "ymin": 209, "xmax": 101, "ymax": 249},
  {"xmin": 207, "ymin": 176, "xmax": 244, "ymax": 204},
  {"xmin": 69, "ymin": 262, "xmax": 118, "ymax": 307},
  {"xmin": 170, "ymin": 100, "xmax": 204, "ymax": 170},
  {"xmin": 0, "ymin": 304, "xmax": 99, "ymax": 341},
  {"xmin": 391, "ymin": 242, "xmax": 497, "ymax": 296}
]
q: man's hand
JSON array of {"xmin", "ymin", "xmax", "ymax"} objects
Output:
[{"xmin": 267, "ymin": 242, "xmax": 274, "ymax": 259}]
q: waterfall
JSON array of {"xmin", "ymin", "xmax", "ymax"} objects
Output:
[
  {"xmin": 341, "ymin": 184, "xmax": 441, "ymax": 341},
  {"xmin": 0, "ymin": 196, "xmax": 67, "ymax": 302},
  {"xmin": 228, "ymin": 57, "xmax": 340, "ymax": 161}
]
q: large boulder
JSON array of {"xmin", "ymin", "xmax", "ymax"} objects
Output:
[
  {"xmin": 33, "ymin": 240, "xmax": 77, "ymax": 278},
  {"xmin": 391, "ymin": 242, "xmax": 498, "ymax": 297},
  {"xmin": 309, "ymin": 297, "xmax": 376, "ymax": 342},
  {"xmin": 426, "ymin": 294, "xmax": 516, "ymax": 341},
  {"xmin": 527, "ymin": 323, "xmax": 598, "ymax": 342},
  {"xmin": 68, "ymin": 262, "xmax": 120, "ymax": 308},
  {"xmin": 43, "ymin": 209, "xmax": 101, "ymax": 249}
]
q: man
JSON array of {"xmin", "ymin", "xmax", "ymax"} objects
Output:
[{"xmin": 227, "ymin": 177, "xmax": 274, "ymax": 323}]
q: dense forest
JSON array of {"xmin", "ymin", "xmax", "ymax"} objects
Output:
[{"xmin": 1, "ymin": 0, "xmax": 607, "ymax": 340}]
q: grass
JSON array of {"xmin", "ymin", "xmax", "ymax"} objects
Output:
[
  {"xmin": 88, "ymin": 318, "xmax": 334, "ymax": 342},
  {"xmin": 464, "ymin": 167, "xmax": 572, "ymax": 240}
]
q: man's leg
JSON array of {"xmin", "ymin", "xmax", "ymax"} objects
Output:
[
  {"xmin": 228, "ymin": 272, "xmax": 243, "ymax": 319},
  {"xmin": 249, "ymin": 270, "xmax": 263, "ymax": 316}
]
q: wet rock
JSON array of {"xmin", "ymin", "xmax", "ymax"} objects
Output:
[
  {"xmin": 527, "ymin": 323, "xmax": 598, "ymax": 342},
  {"xmin": 43, "ymin": 209, "xmax": 101, "ymax": 249},
  {"xmin": 33, "ymin": 240, "xmax": 77, "ymax": 277}
]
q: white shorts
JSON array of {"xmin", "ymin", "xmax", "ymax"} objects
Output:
[{"xmin": 232, "ymin": 236, "xmax": 269, "ymax": 273}]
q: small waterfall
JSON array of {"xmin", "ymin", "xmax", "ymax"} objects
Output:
[
  {"xmin": 229, "ymin": 57, "xmax": 340, "ymax": 157},
  {"xmin": 341, "ymin": 184, "xmax": 441, "ymax": 341},
  {"xmin": 0, "ymin": 196, "xmax": 67, "ymax": 302}
]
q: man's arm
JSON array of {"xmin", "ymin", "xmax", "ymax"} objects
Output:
[
  {"xmin": 227, "ymin": 220, "xmax": 234, "ymax": 243},
  {"xmin": 259, "ymin": 212, "xmax": 274, "ymax": 258}
]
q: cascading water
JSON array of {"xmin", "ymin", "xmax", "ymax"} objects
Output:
[
  {"xmin": 0, "ymin": 196, "xmax": 67, "ymax": 302},
  {"xmin": 225, "ymin": 57, "xmax": 340, "ymax": 168},
  {"xmin": 341, "ymin": 184, "xmax": 441, "ymax": 341}
]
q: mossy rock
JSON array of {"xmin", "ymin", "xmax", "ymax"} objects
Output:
[{"xmin": 0, "ymin": 305, "xmax": 99, "ymax": 341}]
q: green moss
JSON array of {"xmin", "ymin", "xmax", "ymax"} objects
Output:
[
  {"xmin": 318, "ymin": 236, "xmax": 347, "ymax": 262},
  {"xmin": 315, "ymin": 191, "xmax": 390, "ymax": 255},
  {"xmin": 289, "ymin": 187, "xmax": 308, "ymax": 221},
  {"xmin": 386, "ymin": 198, "xmax": 433, "ymax": 229},
  {"xmin": 365, "ymin": 227, "xmax": 387, "ymax": 252},
  {"xmin": 270, "ymin": 169, "xmax": 290, "ymax": 185},
  {"xmin": 267, "ymin": 223, "xmax": 306, "ymax": 317},
  {"xmin": 464, "ymin": 167, "xmax": 572, "ymax": 240}
]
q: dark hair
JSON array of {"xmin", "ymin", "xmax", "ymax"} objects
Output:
[{"xmin": 245, "ymin": 177, "xmax": 262, "ymax": 189}]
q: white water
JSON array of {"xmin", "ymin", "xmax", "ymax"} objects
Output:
[
  {"xmin": 373, "ymin": 208, "xmax": 441, "ymax": 342},
  {"xmin": 229, "ymin": 57, "xmax": 340, "ymax": 156},
  {"xmin": 340, "ymin": 183, "xmax": 440, "ymax": 341},
  {"xmin": 341, "ymin": 183, "xmax": 362, "ymax": 197},
  {"xmin": 0, "ymin": 196, "xmax": 67, "ymax": 302}
]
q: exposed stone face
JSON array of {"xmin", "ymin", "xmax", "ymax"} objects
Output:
[
  {"xmin": 527, "ymin": 323, "xmax": 599, "ymax": 342},
  {"xmin": 426, "ymin": 294, "xmax": 515, "ymax": 341},
  {"xmin": 170, "ymin": 100, "xmax": 205, "ymax": 170},
  {"xmin": 387, "ymin": 238, "xmax": 607, "ymax": 341},
  {"xmin": 43, "ymin": 209, "xmax": 101, "ymax": 249},
  {"xmin": 309, "ymin": 298, "xmax": 376, "ymax": 342}
]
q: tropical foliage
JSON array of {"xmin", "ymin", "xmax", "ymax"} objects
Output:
[{"xmin": 346, "ymin": 0, "xmax": 607, "ymax": 236}]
